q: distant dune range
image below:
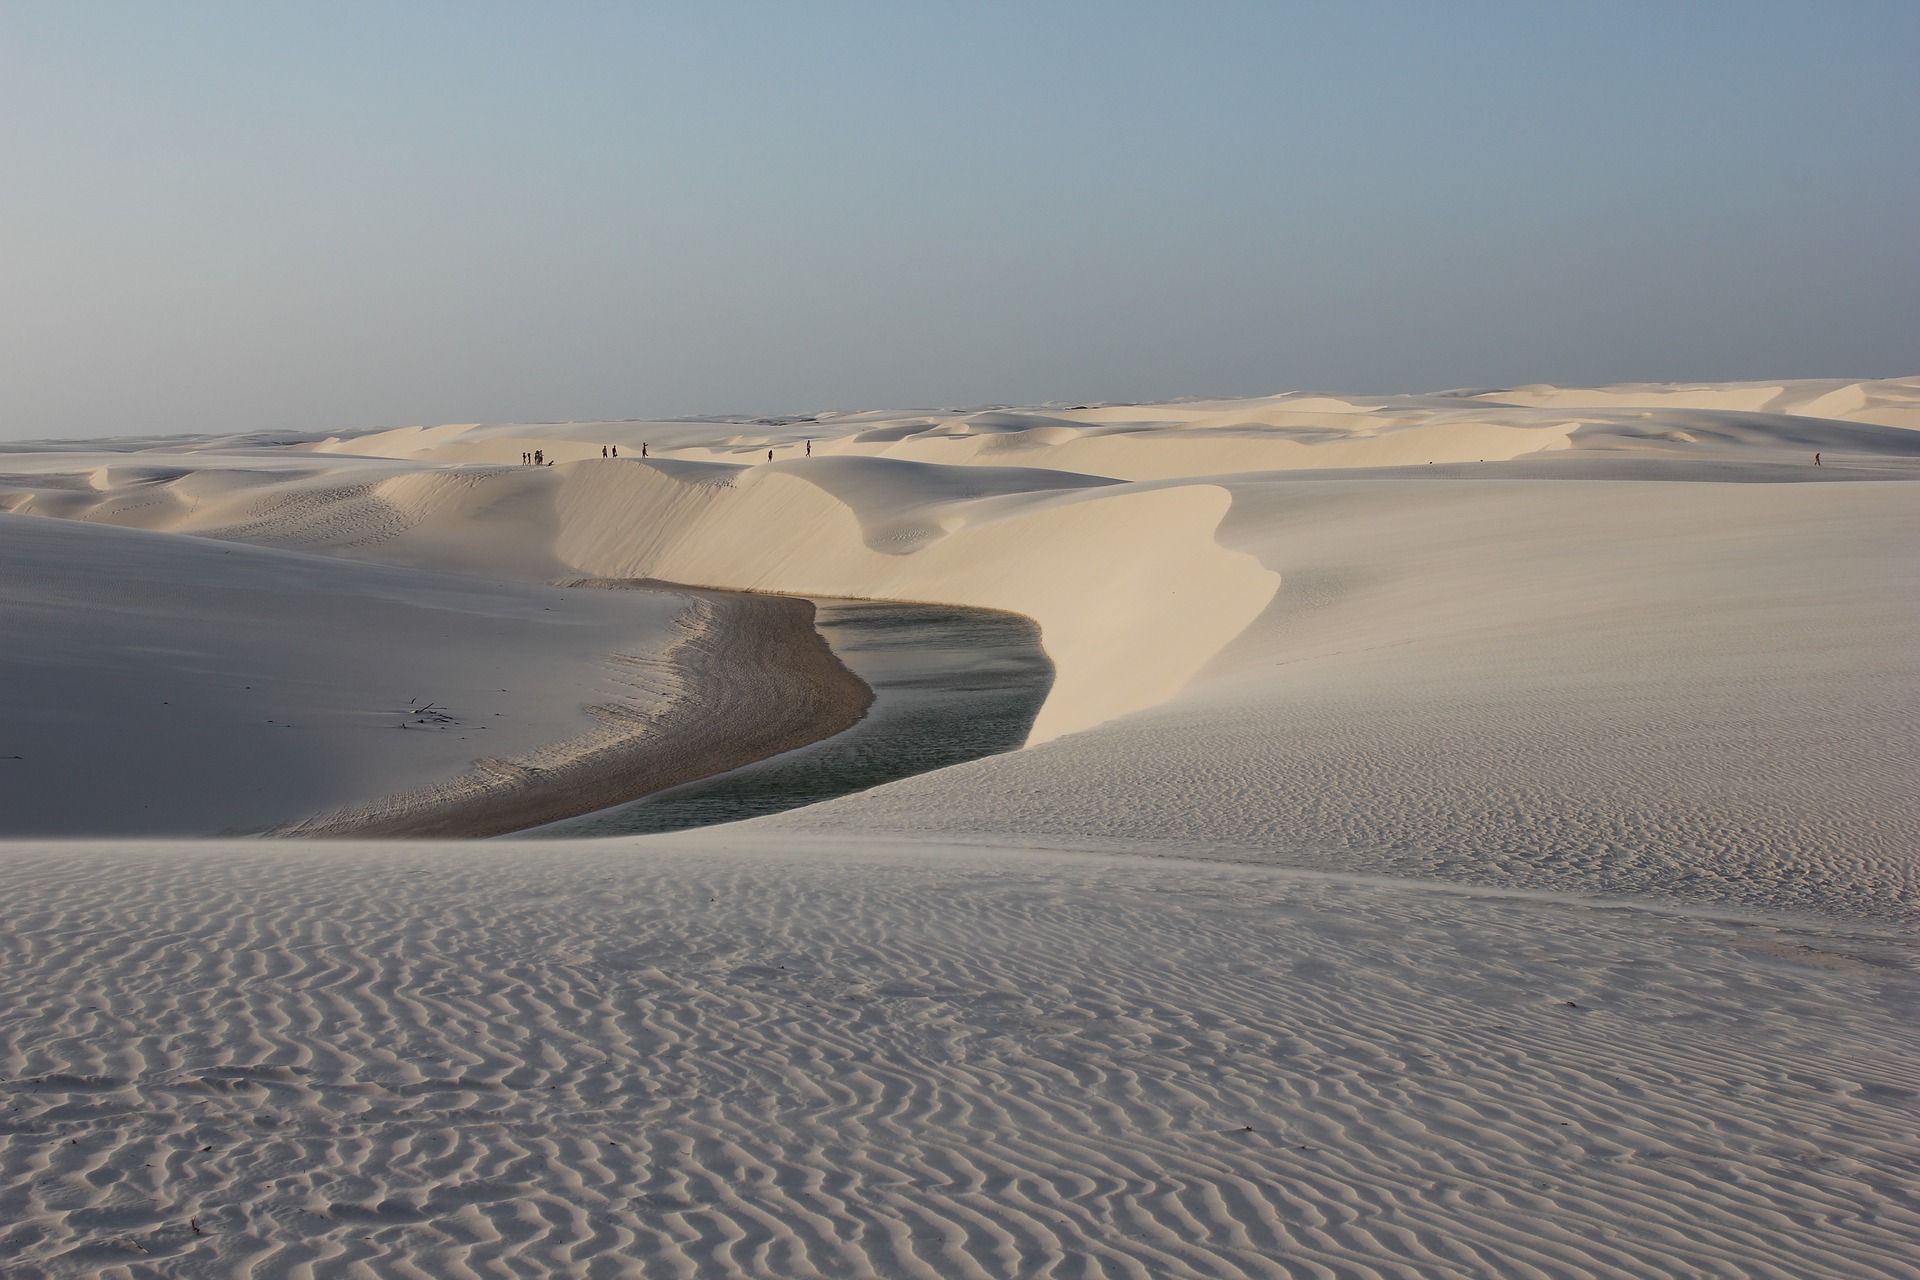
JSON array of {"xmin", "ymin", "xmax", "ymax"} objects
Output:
[{"xmin": 1, "ymin": 378, "xmax": 1916, "ymax": 1277}]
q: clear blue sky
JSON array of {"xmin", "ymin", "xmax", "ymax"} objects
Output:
[{"xmin": 2, "ymin": 1, "xmax": 1915, "ymax": 439}]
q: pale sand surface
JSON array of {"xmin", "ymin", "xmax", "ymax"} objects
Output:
[
  {"xmin": 277, "ymin": 586, "xmax": 869, "ymax": 838},
  {"xmin": 2, "ymin": 377, "xmax": 1917, "ymax": 1276},
  {"xmin": 0, "ymin": 521, "xmax": 866, "ymax": 838},
  {"xmin": 0, "ymin": 837, "xmax": 1914, "ymax": 1280}
]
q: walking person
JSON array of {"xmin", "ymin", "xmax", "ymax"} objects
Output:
[{"xmin": 1815, "ymin": 452, "xmax": 1822, "ymax": 466}]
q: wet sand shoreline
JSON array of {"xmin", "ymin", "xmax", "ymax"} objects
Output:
[{"xmin": 272, "ymin": 581, "xmax": 874, "ymax": 838}]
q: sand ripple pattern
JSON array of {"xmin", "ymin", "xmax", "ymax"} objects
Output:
[{"xmin": 1, "ymin": 840, "xmax": 1914, "ymax": 1278}]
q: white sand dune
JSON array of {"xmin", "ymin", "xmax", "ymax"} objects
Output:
[
  {"xmin": 2, "ymin": 377, "xmax": 1917, "ymax": 1276},
  {"xmin": 771, "ymin": 471, "xmax": 1920, "ymax": 921}
]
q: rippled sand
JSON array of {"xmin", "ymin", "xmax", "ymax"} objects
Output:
[{"xmin": 2, "ymin": 838, "xmax": 1914, "ymax": 1279}]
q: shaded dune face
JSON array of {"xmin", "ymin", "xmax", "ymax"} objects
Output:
[{"xmin": 0, "ymin": 516, "xmax": 703, "ymax": 837}]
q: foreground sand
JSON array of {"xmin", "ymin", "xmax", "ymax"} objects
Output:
[{"xmin": 0, "ymin": 836, "xmax": 1913, "ymax": 1279}]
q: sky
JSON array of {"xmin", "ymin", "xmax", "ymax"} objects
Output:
[{"xmin": 2, "ymin": 1, "xmax": 1916, "ymax": 440}]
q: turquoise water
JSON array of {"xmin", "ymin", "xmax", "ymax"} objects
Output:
[{"xmin": 523, "ymin": 599, "xmax": 1051, "ymax": 837}]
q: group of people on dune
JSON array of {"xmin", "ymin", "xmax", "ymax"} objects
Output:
[
  {"xmin": 517, "ymin": 443, "xmax": 650, "ymax": 466},
  {"xmin": 514, "ymin": 439, "xmax": 821, "ymax": 466}
]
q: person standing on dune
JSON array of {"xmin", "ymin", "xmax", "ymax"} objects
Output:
[{"xmin": 1815, "ymin": 452, "xmax": 1822, "ymax": 466}]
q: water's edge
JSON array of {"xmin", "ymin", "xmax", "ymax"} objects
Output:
[{"xmin": 522, "ymin": 596, "xmax": 1053, "ymax": 838}]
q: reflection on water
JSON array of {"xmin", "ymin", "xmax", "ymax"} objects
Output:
[{"xmin": 524, "ymin": 600, "xmax": 1051, "ymax": 837}]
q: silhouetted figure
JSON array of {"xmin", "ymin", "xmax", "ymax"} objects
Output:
[
  {"xmin": 602, "ymin": 445, "xmax": 608, "ymax": 458},
  {"xmin": 1815, "ymin": 452, "xmax": 1822, "ymax": 466},
  {"xmin": 641, "ymin": 443, "xmax": 648, "ymax": 458},
  {"xmin": 768, "ymin": 449, "xmax": 774, "ymax": 461},
  {"xmin": 611, "ymin": 445, "xmax": 617, "ymax": 457},
  {"xmin": 806, "ymin": 439, "xmax": 811, "ymax": 456},
  {"xmin": 534, "ymin": 450, "xmax": 544, "ymax": 465}
]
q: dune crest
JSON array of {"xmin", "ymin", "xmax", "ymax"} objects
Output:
[{"xmin": 551, "ymin": 460, "xmax": 1277, "ymax": 742}]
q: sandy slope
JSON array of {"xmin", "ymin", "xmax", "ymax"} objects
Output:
[
  {"xmin": 0, "ymin": 519, "xmax": 863, "ymax": 837},
  {"xmin": 771, "ymin": 471, "xmax": 1920, "ymax": 921},
  {"xmin": 2, "ymin": 377, "xmax": 1917, "ymax": 1276}
]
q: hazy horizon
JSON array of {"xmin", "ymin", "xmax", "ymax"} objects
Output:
[{"xmin": 3, "ymin": 1, "xmax": 1916, "ymax": 441}]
